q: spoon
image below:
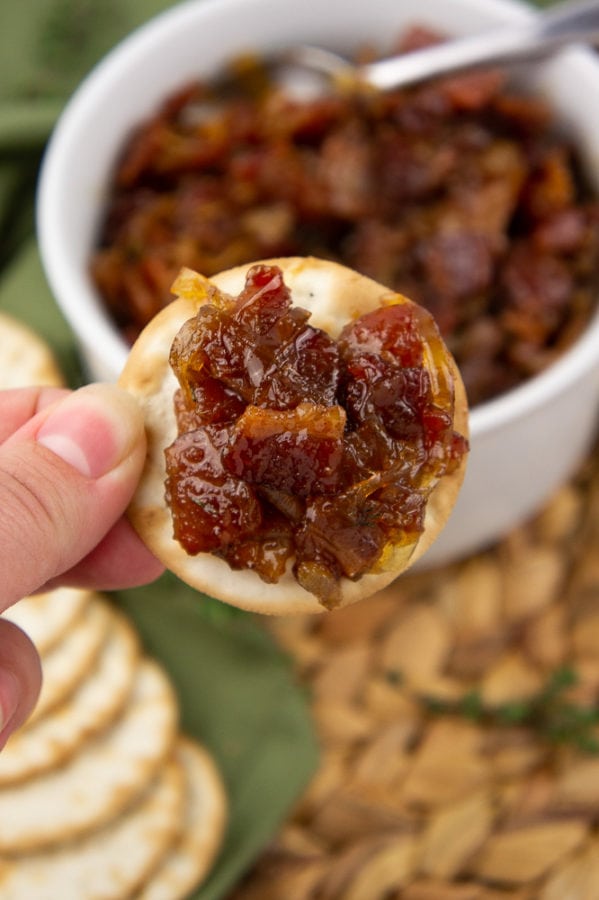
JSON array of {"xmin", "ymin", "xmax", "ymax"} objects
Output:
[{"xmin": 280, "ymin": 0, "xmax": 599, "ymax": 94}]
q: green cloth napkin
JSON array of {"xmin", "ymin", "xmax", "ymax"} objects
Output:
[{"xmin": 0, "ymin": 3, "xmax": 319, "ymax": 898}]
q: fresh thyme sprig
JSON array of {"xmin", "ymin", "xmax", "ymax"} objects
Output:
[{"xmin": 422, "ymin": 665, "xmax": 599, "ymax": 754}]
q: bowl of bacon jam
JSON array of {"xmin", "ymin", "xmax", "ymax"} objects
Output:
[
  {"xmin": 37, "ymin": 0, "xmax": 599, "ymax": 566},
  {"xmin": 119, "ymin": 258, "xmax": 469, "ymax": 613}
]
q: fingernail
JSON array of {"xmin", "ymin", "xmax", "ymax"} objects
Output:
[
  {"xmin": 0, "ymin": 667, "xmax": 20, "ymax": 748},
  {"xmin": 36, "ymin": 384, "xmax": 143, "ymax": 479}
]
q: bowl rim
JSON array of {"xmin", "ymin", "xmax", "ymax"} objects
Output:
[{"xmin": 36, "ymin": 0, "xmax": 599, "ymax": 434}]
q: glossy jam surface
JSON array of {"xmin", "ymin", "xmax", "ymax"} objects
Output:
[{"xmin": 166, "ymin": 264, "xmax": 467, "ymax": 607}]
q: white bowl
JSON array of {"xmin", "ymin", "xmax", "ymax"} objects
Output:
[{"xmin": 37, "ymin": 0, "xmax": 599, "ymax": 567}]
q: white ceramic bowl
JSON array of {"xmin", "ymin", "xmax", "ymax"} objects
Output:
[{"xmin": 37, "ymin": 0, "xmax": 599, "ymax": 567}]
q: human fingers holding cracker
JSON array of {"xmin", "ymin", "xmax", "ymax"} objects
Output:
[{"xmin": 0, "ymin": 384, "xmax": 164, "ymax": 749}]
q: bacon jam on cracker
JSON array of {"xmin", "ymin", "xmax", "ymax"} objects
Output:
[{"xmin": 120, "ymin": 257, "xmax": 468, "ymax": 613}]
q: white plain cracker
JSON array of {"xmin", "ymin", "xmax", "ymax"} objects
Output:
[
  {"xmin": 0, "ymin": 658, "xmax": 178, "ymax": 852},
  {"xmin": 0, "ymin": 759, "xmax": 184, "ymax": 900},
  {"xmin": 2, "ymin": 587, "xmax": 91, "ymax": 656},
  {"xmin": 136, "ymin": 737, "xmax": 228, "ymax": 900},
  {"xmin": 120, "ymin": 257, "xmax": 468, "ymax": 615},
  {"xmin": 0, "ymin": 609, "xmax": 140, "ymax": 785},
  {"xmin": 26, "ymin": 596, "xmax": 111, "ymax": 724},
  {"xmin": 0, "ymin": 311, "xmax": 64, "ymax": 389}
]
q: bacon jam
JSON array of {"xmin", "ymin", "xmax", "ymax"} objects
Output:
[
  {"xmin": 165, "ymin": 263, "xmax": 468, "ymax": 608},
  {"xmin": 91, "ymin": 26, "xmax": 599, "ymax": 407}
]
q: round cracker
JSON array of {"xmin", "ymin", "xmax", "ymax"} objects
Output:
[
  {"xmin": 0, "ymin": 311, "xmax": 64, "ymax": 388},
  {"xmin": 0, "ymin": 658, "xmax": 178, "ymax": 853},
  {"xmin": 2, "ymin": 587, "xmax": 91, "ymax": 657},
  {"xmin": 137, "ymin": 736, "xmax": 228, "ymax": 900},
  {"xmin": 120, "ymin": 257, "xmax": 468, "ymax": 615},
  {"xmin": 26, "ymin": 594, "xmax": 111, "ymax": 725},
  {"xmin": 0, "ymin": 758, "xmax": 184, "ymax": 900},
  {"xmin": 0, "ymin": 609, "xmax": 140, "ymax": 785}
]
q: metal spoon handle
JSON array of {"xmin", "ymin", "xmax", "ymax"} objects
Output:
[{"xmin": 361, "ymin": 0, "xmax": 599, "ymax": 91}]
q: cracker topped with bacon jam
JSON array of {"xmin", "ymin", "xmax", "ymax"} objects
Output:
[{"xmin": 119, "ymin": 257, "xmax": 468, "ymax": 613}]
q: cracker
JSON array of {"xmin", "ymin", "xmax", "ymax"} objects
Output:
[
  {"xmin": 2, "ymin": 587, "xmax": 91, "ymax": 657},
  {"xmin": 120, "ymin": 257, "xmax": 468, "ymax": 614},
  {"xmin": 0, "ymin": 311, "xmax": 64, "ymax": 388},
  {"xmin": 0, "ymin": 608, "xmax": 140, "ymax": 785},
  {"xmin": 26, "ymin": 594, "xmax": 111, "ymax": 725},
  {"xmin": 0, "ymin": 758, "xmax": 184, "ymax": 900},
  {"xmin": 0, "ymin": 658, "xmax": 178, "ymax": 852},
  {"xmin": 136, "ymin": 736, "xmax": 228, "ymax": 900}
]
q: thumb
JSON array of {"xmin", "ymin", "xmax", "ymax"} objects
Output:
[{"xmin": 0, "ymin": 384, "xmax": 146, "ymax": 608}]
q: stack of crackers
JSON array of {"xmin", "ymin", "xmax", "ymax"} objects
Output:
[
  {"xmin": 0, "ymin": 311, "xmax": 66, "ymax": 390},
  {"xmin": 1, "ymin": 589, "xmax": 227, "ymax": 899},
  {"xmin": 0, "ymin": 313, "xmax": 228, "ymax": 899}
]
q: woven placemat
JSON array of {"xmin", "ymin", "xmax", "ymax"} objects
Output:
[{"xmin": 229, "ymin": 442, "xmax": 599, "ymax": 899}]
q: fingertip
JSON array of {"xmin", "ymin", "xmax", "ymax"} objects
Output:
[
  {"xmin": 0, "ymin": 621, "xmax": 42, "ymax": 748},
  {"xmin": 0, "ymin": 667, "xmax": 20, "ymax": 748}
]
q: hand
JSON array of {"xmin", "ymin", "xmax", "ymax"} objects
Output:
[{"xmin": 0, "ymin": 383, "xmax": 164, "ymax": 749}]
